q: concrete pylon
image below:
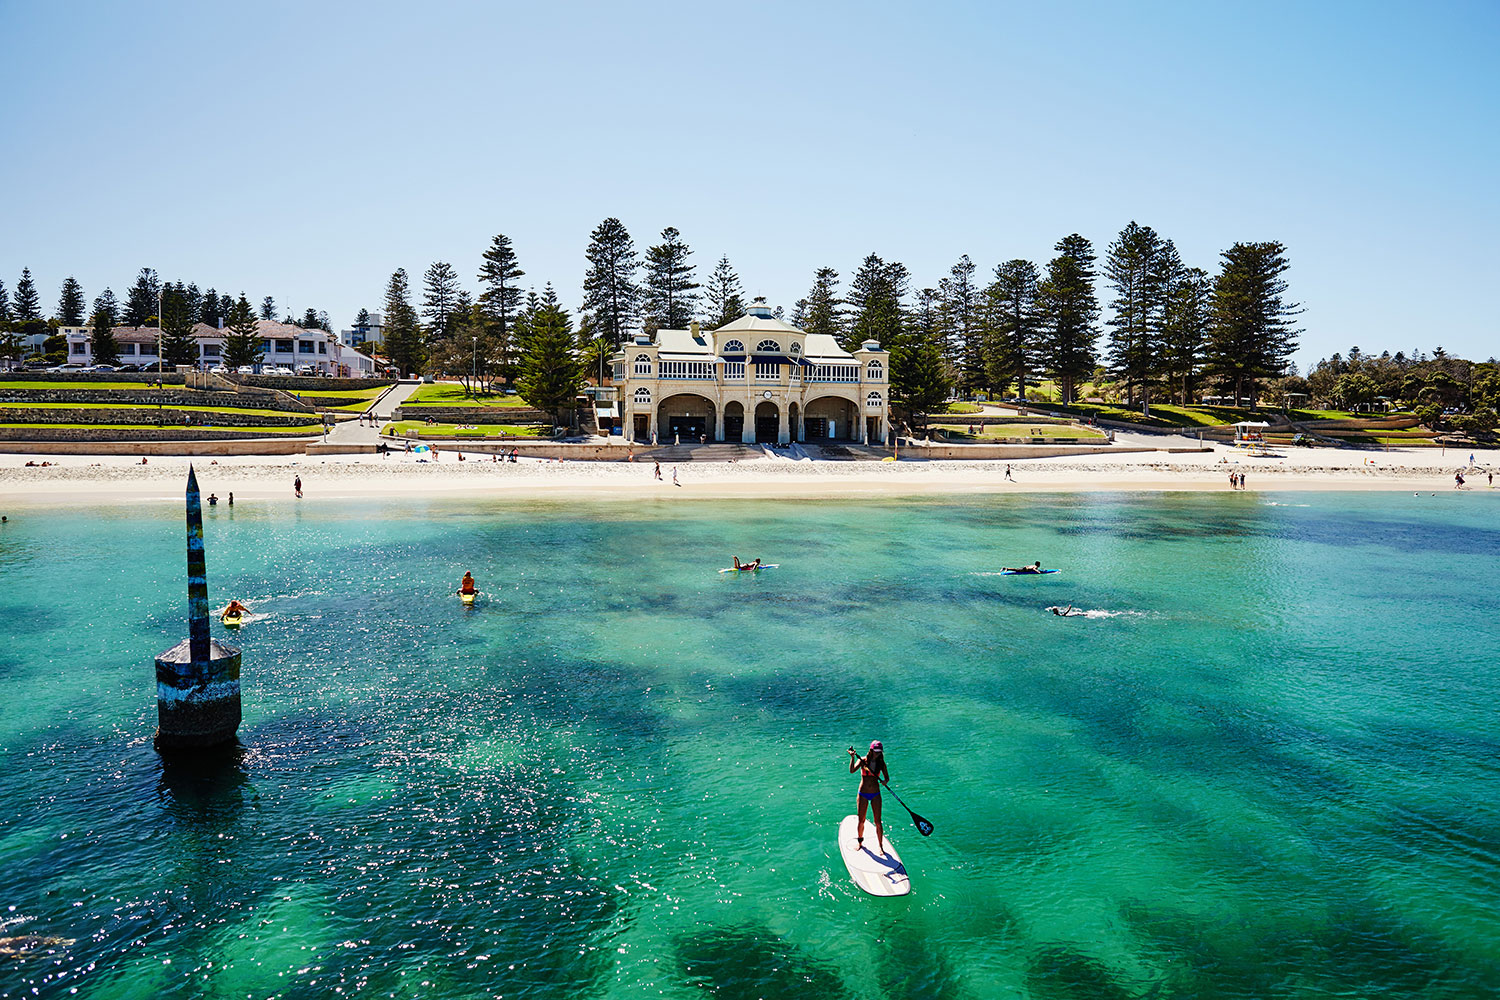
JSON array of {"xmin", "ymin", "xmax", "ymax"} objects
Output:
[{"xmin": 155, "ymin": 465, "xmax": 241, "ymax": 750}]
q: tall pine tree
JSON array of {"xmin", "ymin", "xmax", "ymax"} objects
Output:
[
  {"xmin": 642, "ymin": 227, "xmax": 699, "ymax": 331},
  {"xmin": 159, "ymin": 282, "xmax": 198, "ymax": 365},
  {"xmin": 123, "ymin": 268, "xmax": 160, "ymax": 326},
  {"xmin": 984, "ymin": 259, "xmax": 1042, "ymax": 399},
  {"xmin": 704, "ymin": 255, "xmax": 745, "ymax": 328},
  {"xmin": 259, "ymin": 296, "xmax": 277, "ymax": 321},
  {"xmin": 1037, "ymin": 234, "xmax": 1100, "ymax": 404},
  {"xmin": 0, "ymin": 278, "xmax": 10, "ymax": 322},
  {"xmin": 382, "ymin": 269, "xmax": 425, "ymax": 375},
  {"xmin": 57, "ymin": 276, "xmax": 86, "ymax": 326},
  {"xmin": 515, "ymin": 284, "xmax": 584, "ymax": 423},
  {"xmin": 939, "ymin": 255, "xmax": 983, "ymax": 393},
  {"xmin": 798, "ymin": 267, "xmax": 843, "ymax": 341},
  {"xmin": 200, "ymin": 289, "xmax": 224, "ymax": 327},
  {"xmin": 887, "ymin": 287, "xmax": 953, "ymax": 431},
  {"xmin": 221, "ymin": 294, "xmax": 264, "ymax": 369},
  {"xmin": 422, "ymin": 261, "xmax": 461, "ymax": 342},
  {"xmin": 13, "ymin": 268, "xmax": 41, "ymax": 320},
  {"xmin": 847, "ymin": 255, "xmax": 908, "ymax": 351},
  {"xmin": 1207, "ymin": 241, "xmax": 1301, "ymax": 406},
  {"xmin": 90, "ymin": 301, "xmax": 120, "ymax": 365},
  {"xmin": 581, "ymin": 217, "xmax": 640, "ymax": 349},
  {"xmin": 1162, "ymin": 267, "xmax": 1212, "ymax": 404},
  {"xmin": 477, "ymin": 234, "xmax": 525, "ymax": 336}
]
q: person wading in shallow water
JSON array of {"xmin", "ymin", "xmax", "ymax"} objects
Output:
[{"xmin": 847, "ymin": 741, "xmax": 889, "ymax": 851}]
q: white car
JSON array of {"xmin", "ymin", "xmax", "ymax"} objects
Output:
[
  {"xmin": 85, "ymin": 364, "xmax": 119, "ymax": 373},
  {"xmin": 49, "ymin": 362, "xmax": 88, "ymax": 372},
  {"xmin": 237, "ymin": 365, "xmax": 255, "ymax": 375},
  {"xmin": 209, "ymin": 364, "xmax": 229, "ymax": 374}
]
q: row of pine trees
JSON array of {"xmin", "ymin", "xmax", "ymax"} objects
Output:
[{"xmin": 374, "ymin": 219, "xmax": 1303, "ymax": 419}]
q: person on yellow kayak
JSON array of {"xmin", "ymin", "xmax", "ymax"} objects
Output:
[
  {"xmin": 457, "ymin": 572, "xmax": 478, "ymax": 596},
  {"xmin": 221, "ymin": 600, "xmax": 248, "ymax": 621}
]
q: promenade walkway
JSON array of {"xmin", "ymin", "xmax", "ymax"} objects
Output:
[{"xmin": 321, "ymin": 381, "xmax": 422, "ymax": 448}]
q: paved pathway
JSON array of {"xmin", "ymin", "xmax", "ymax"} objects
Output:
[{"xmin": 321, "ymin": 380, "xmax": 422, "ymax": 447}]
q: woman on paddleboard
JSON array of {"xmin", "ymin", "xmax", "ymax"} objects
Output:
[{"xmin": 848, "ymin": 741, "xmax": 889, "ymax": 850}]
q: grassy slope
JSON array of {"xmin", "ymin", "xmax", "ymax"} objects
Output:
[
  {"xmin": 0, "ymin": 422, "xmax": 323, "ymax": 434},
  {"xmin": 402, "ymin": 384, "xmax": 528, "ymax": 408},
  {"xmin": 0, "ymin": 401, "xmax": 308, "ymax": 418},
  {"xmin": 929, "ymin": 423, "xmax": 1107, "ymax": 441}
]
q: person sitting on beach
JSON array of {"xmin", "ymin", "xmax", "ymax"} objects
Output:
[
  {"xmin": 457, "ymin": 572, "xmax": 478, "ymax": 596},
  {"xmin": 221, "ymin": 600, "xmax": 248, "ymax": 621},
  {"xmin": 1003, "ymin": 561, "xmax": 1044, "ymax": 574},
  {"xmin": 731, "ymin": 556, "xmax": 762, "ymax": 571}
]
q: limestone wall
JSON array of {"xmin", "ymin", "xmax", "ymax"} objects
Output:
[
  {"xmin": 0, "ymin": 388, "xmax": 315, "ymax": 412},
  {"xmin": 0, "ymin": 427, "xmax": 318, "ymax": 443},
  {"xmin": 0, "ymin": 407, "xmax": 319, "ymax": 427},
  {"xmin": 392, "ymin": 405, "xmax": 551, "ymax": 424}
]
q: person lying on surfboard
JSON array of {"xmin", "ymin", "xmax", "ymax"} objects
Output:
[
  {"xmin": 1048, "ymin": 604, "xmax": 1083, "ymax": 617},
  {"xmin": 731, "ymin": 557, "xmax": 762, "ymax": 571},
  {"xmin": 848, "ymin": 741, "xmax": 889, "ymax": 851},
  {"xmin": 221, "ymin": 600, "xmax": 248, "ymax": 621},
  {"xmin": 1003, "ymin": 561, "xmax": 1044, "ymax": 574},
  {"xmin": 456, "ymin": 572, "xmax": 478, "ymax": 596}
]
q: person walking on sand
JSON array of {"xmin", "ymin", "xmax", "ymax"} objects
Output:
[
  {"xmin": 672, "ymin": 466, "xmax": 680, "ymax": 487},
  {"xmin": 847, "ymin": 741, "xmax": 889, "ymax": 851},
  {"xmin": 1005, "ymin": 464, "xmax": 1014, "ymax": 482},
  {"xmin": 293, "ymin": 475, "xmax": 302, "ymax": 498},
  {"xmin": 654, "ymin": 461, "xmax": 662, "ymax": 481}
]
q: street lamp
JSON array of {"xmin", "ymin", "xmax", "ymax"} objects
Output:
[
  {"xmin": 156, "ymin": 288, "xmax": 164, "ymax": 386},
  {"xmin": 471, "ymin": 336, "xmax": 478, "ymax": 394}
]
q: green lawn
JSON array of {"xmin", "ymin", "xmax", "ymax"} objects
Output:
[
  {"xmin": 1037, "ymin": 401, "xmax": 1269, "ymax": 428},
  {"xmin": 940, "ymin": 402, "xmax": 983, "ymax": 414},
  {"xmin": 930, "ymin": 423, "xmax": 1107, "ymax": 441},
  {"xmin": 383, "ymin": 420, "xmax": 549, "ymax": 438},
  {"xmin": 0, "ymin": 422, "xmax": 324, "ymax": 434},
  {"xmin": 0, "ymin": 401, "xmax": 307, "ymax": 418},
  {"xmin": 403, "ymin": 383, "xmax": 528, "ymax": 407}
]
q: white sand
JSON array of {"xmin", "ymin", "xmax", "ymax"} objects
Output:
[{"xmin": 1, "ymin": 445, "xmax": 1496, "ymax": 508}]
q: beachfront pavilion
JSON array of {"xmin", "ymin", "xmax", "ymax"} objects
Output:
[{"xmin": 611, "ymin": 304, "xmax": 890, "ymax": 446}]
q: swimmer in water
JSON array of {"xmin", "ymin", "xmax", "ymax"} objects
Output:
[{"xmin": 1048, "ymin": 604, "xmax": 1084, "ymax": 617}]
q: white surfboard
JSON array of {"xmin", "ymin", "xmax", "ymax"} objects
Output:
[{"xmin": 838, "ymin": 814, "xmax": 910, "ymax": 896}]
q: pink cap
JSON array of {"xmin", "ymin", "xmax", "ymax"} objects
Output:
[{"xmin": 869, "ymin": 740, "xmax": 883, "ymax": 752}]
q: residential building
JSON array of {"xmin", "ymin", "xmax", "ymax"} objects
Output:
[
  {"xmin": 610, "ymin": 302, "xmax": 889, "ymax": 445},
  {"xmin": 61, "ymin": 320, "xmax": 353, "ymax": 374}
]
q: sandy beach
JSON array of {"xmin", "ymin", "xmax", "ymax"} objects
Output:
[{"xmin": 1, "ymin": 445, "xmax": 1496, "ymax": 508}]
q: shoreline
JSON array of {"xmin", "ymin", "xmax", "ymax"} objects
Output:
[{"xmin": 1, "ymin": 447, "xmax": 1496, "ymax": 508}]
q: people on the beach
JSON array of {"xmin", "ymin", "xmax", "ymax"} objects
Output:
[
  {"xmin": 457, "ymin": 571, "xmax": 477, "ymax": 596},
  {"xmin": 654, "ymin": 461, "xmax": 662, "ymax": 481},
  {"xmin": 227, "ymin": 493, "xmax": 234, "ymax": 507},
  {"xmin": 672, "ymin": 466, "xmax": 680, "ymax": 487},
  {"xmin": 847, "ymin": 741, "xmax": 889, "ymax": 851},
  {"xmin": 731, "ymin": 556, "xmax": 762, "ymax": 571},
  {"xmin": 1454, "ymin": 471, "xmax": 1466, "ymax": 489},
  {"xmin": 1003, "ymin": 561, "xmax": 1044, "ymax": 574},
  {"xmin": 221, "ymin": 599, "xmax": 248, "ymax": 621},
  {"xmin": 1005, "ymin": 465, "xmax": 1014, "ymax": 481},
  {"xmin": 293, "ymin": 475, "xmax": 302, "ymax": 498},
  {"xmin": 207, "ymin": 493, "xmax": 218, "ymax": 505}
]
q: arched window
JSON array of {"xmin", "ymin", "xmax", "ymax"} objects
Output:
[
  {"xmin": 865, "ymin": 359, "xmax": 883, "ymax": 381},
  {"xmin": 634, "ymin": 387, "xmax": 651, "ymax": 404},
  {"xmin": 722, "ymin": 339, "xmax": 745, "ymax": 354},
  {"xmin": 789, "ymin": 342, "xmax": 801, "ymax": 355},
  {"xmin": 634, "ymin": 354, "xmax": 652, "ymax": 376},
  {"xmin": 866, "ymin": 391, "xmax": 883, "ymax": 408},
  {"xmin": 755, "ymin": 339, "xmax": 780, "ymax": 353}
]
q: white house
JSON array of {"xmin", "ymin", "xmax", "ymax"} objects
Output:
[
  {"xmin": 62, "ymin": 320, "xmax": 356, "ymax": 374},
  {"xmin": 610, "ymin": 302, "xmax": 889, "ymax": 445}
]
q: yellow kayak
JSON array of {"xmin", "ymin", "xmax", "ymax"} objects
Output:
[
  {"xmin": 221, "ymin": 613, "xmax": 243, "ymax": 628},
  {"xmin": 460, "ymin": 591, "xmax": 477, "ymax": 605}
]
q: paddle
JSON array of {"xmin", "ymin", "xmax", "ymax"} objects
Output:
[{"xmin": 882, "ymin": 780, "xmax": 934, "ymax": 837}]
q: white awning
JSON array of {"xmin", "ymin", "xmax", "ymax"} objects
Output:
[{"xmin": 595, "ymin": 405, "xmax": 618, "ymax": 417}]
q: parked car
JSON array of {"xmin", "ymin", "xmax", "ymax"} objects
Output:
[
  {"xmin": 22, "ymin": 360, "xmax": 53, "ymax": 370},
  {"xmin": 84, "ymin": 364, "xmax": 119, "ymax": 373},
  {"xmin": 48, "ymin": 362, "xmax": 89, "ymax": 372},
  {"xmin": 296, "ymin": 364, "xmax": 319, "ymax": 375},
  {"xmin": 237, "ymin": 365, "xmax": 255, "ymax": 375},
  {"xmin": 273, "ymin": 366, "xmax": 294, "ymax": 376},
  {"xmin": 112, "ymin": 363, "xmax": 142, "ymax": 372},
  {"xmin": 209, "ymin": 364, "xmax": 230, "ymax": 374}
]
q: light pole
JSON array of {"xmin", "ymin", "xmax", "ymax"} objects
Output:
[
  {"xmin": 156, "ymin": 288, "xmax": 164, "ymax": 386},
  {"xmin": 471, "ymin": 336, "xmax": 478, "ymax": 395}
]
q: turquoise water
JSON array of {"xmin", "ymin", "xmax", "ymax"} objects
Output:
[{"xmin": 1, "ymin": 491, "xmax": 1497, "ymax": 999}]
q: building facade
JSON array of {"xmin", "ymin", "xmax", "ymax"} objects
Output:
[
  {"xmin": 61, "ymin": 321, "xmax": 353, "ymax": 374},
  {"xmin": 611, "ymin": 304, "xmax": 889, "ymax": 445}
]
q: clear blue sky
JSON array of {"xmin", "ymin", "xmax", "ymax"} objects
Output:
[{"xmin": 3, "ymin": 0, "xmax": 1496, "ymax": 367}]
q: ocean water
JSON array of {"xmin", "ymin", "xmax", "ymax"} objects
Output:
[{"xmin": 1, "ymin": 491, "xmax": 1497, "ymax": 1000}]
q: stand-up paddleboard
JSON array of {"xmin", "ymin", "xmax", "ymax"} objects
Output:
[
  {"xmin": 838, "ymin": 814, "xmax": 910, "ymax": 896},
  {"xmin": 717, "ymin": 564, "xmax": 780, "ymax": 573},
  {"xmin": 1001, "ymin": 568, "xmax": 1059, "ymax": 575}
]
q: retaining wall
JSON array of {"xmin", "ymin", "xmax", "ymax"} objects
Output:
[
  {"xmin": 0, "ymin": 388, "xmax": 315, "ymax": 412},
  {"xmin": 0, "ymin": 438, "xmax": 311, "ymax": 455},
  {"xmin": 0, "ymin": 427, "xmax": 319, "ymax": 444},
  {"xmin": 240, "ymin": 376, "xmax": 394, "ymax": 392},
  {"xmin": 2, "ymin": 372, "xmax": 187, "ymax": 385},
  {"xmin": 392, "ymin": 405, "xmax": 551, "ymax": 424},
  {"xmin": 0, "ymin": 407, "xmax": 319, "ymax": 427}
]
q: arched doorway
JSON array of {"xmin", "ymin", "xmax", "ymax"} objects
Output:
[
  {"xmin": 724, "ymin": 400, "xmax": 744, "ymax": 442},
  {"xmin": 804, "ymin": 395, "xmax": 857, "ymax": 441},
  {"xmin": 657, "ymin": 393, "xmax": 715, "ymax": 444},
  {"xmin": 754, "ymin": 401, "xmax": 780, "ymax": 443},
  {"xmin": 788, "ymin": 402, "xmax": 801, "ymax": 443}
]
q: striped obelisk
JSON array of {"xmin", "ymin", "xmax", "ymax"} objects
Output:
[{"xmin": 154, "ymin": 465, "xmax": 241, "ymax": 750}]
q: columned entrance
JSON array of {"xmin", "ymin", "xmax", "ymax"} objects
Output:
[
  {"xmin": 754, "ymin": 401, "xmax": 780, "ymax": 443},
  {"xmin": 789, "ymin": 402, "xmax": 802, "ymax": 443},
  {"xmin": 658, "ymin": 393, "xmax": 715, "ymax": 444},
  {"xmin": 724, "ymin": 401, "xmax": 744, "ymax": 443}
]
